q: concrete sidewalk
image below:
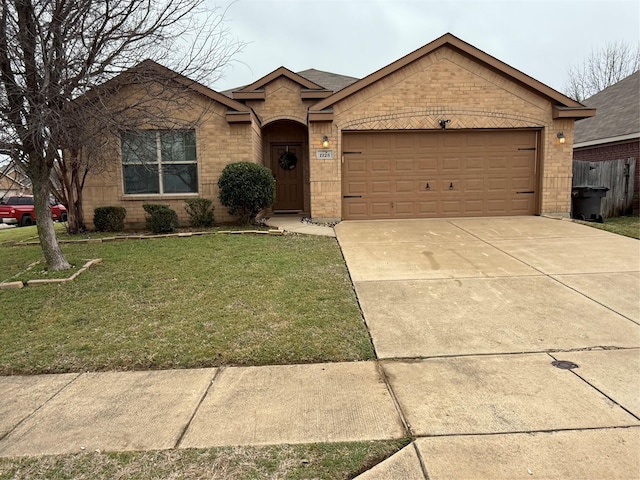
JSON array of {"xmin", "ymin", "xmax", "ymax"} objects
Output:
[
  {"xmin": 264, "ymin": 214, "xmax": 336, "ymax": 237},
  {"xmin": 0, "ymin": 362, "xmax": 405, "ymax": 457}
]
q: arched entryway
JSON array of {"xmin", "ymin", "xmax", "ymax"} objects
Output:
[{"xmin": 262, "ymin": 120, "xmax": 308, "ymax": 213}]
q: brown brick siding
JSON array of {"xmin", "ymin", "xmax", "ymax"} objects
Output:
[
  {"xmin": 309, "ymin": 46, "xmax": 576, "ymax": 219},
  {"xmin": 83, "ymin": 46, "xmax": 582, "ymax": 226},
  {"xmin": 82, "ymin": 89, "xmax": 262, "ymax": 228}
]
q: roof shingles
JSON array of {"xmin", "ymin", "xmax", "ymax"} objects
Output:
[{"xmin": 574, "ymin": 71, "xmax": 640, "ymax": 145}]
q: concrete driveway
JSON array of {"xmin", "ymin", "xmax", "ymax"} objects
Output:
[{"xmin": 336, "ymin": 216, "xmax": 640, "ymax": 479}]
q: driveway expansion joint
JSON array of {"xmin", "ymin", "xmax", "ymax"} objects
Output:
[
  {"xmin": 550, "ymin": 273, "xmax": 640, "ymax": 326},
  {"xmin": 412, "ymin": 425, "xmax": 640, "ymax": 439},
  {"xmin": 547, "ymin": 352, "xmax": 640, "ymax": 423},
  {"xmin": 378, "ymin": 346, "xmax": 639, "ymax": 363}
]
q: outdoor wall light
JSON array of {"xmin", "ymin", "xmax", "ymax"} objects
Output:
[
  {"xmin": 322, "ymin": 136, "xmax": 330, "ymax": 148},
  {"xmin": 557, "ymin": 132, "xmax": 566, "ymax": 144},
  {"xmin": 438, "ymin": 119, "xmax": 451, "ymax": 129}
]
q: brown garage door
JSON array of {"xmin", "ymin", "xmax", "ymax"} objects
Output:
[{"xmin": 342, "ymin": 130, "xmax": 539, "ymax": 220}]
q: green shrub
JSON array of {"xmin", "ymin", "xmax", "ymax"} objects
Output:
[
  {"xmin": 93, "ymin": 206, "xmax": 126, "ymax": 232},
  {"xmin": 184, "ymin": 198, "xmax": 215, "ymax": 228},
  {"xmin": 218, "ymin": 162, "xmax": 276, "ymax": 225},
  {"xmin": 143, "ymin": 204, "xmax": 179, "ymax": 234}
]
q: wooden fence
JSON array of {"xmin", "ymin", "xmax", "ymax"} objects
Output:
[{"xmin": 572, "ymin": 157, "xmax": 637, "ymax": 217}]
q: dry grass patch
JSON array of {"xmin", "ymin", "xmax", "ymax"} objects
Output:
[{"xmin": 0, "ymin": 440, "xmax": 410, "ymax": 480}]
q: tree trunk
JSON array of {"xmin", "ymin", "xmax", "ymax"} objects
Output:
[
  {"xmin": 69, "ymin": 162, "xmax": 87, "ymax": 233},
  {"xmin": 33, "ymin": 177, "xmax": 71, "ymax": 271},
  {"xmin": 65, "ymin": 174, "xmax": 87, "ymax": 234},
  {"xmin": 55, "ymin": 149, "xmax": 87, "ymax": 234}
]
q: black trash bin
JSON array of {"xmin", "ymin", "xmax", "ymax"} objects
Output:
[{"xmin": 571, "ymin": 186, "xmax": 609, "ymax": 223}]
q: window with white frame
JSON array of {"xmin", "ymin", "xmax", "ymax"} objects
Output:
[{"xmin": 121, "ymin": 130, "xmax": 198, "ymax": 194}]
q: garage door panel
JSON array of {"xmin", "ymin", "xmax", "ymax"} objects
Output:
[
  {"xmin": 512, "ymin": 176, "xmax": 534, "ymax": 191},
  {"xmin": 445, "ymin": 179, "xmax": 459, "ymax": 191},
  {"xmin": 346, "ymin": 158, "xmax": 367, "ymax": 173},
  {"xmin": 344, "ymin": 201, "xmax": 367, "ymax": 218},
  {"xmin": 464, "ymin": 199, "xmax": 484, "ymax": 214},
  {"xmin": 395, "ymin": 202, "xmax": 414, "ymax": 215},
  {"xmin": 395, "ymin": 159, "xmax": 414, "ymax": 171},
  {"xmin": 442, "ymin": 159, "xmax": 462, "ymax": 172},
  {"xmin": 342, "ymin": 130, "xmax": 538, "ymax": 220},
  {"xmin": 512, "ymin": 195, "xmax": 535, "ymax": 211},
  {"xmin": 396, "ymin": 135, "xmax": 417, "ymax": 149},
  {"xmin": 371, "ymin": 181, "xmax": 391, "ymax": 194},
  {"xmin": 372, "ymin": 136, "xmax": 392, "ymax": 150},
  {"xmin": 489, "ymin": 156, "xmax": 509, "ymax": 170},
  {"xmin": 488, "ymin": 177, "xmax": 508, "ymax": 192},
  {"xmin": 372, "ymin": 159, "xmax": 391, "ymax": 173},
  {"xmin": 487, "ymin": 199, "xmax": 508, "ymax": 215},
  {"xmin": 512, "ymin": 155, "xmax": 535, "ymax": 169},
  {"xmin": 419, "ymin": 159, "xmax": 438, "ymax": 171},
  {"xmin": 418, "ymin": 201, "xmax": 438, "ymax": 215},
  {"xmin": 463, "ymin": 178, "xmax": 484, "ymax": 193},
  {"xmin": 396, "ymin": 180, "xmax": 414, "ymax": 193},
  {"xmin": 418, "ymin": 135, "xmax": 439, "ymax": 148},
  {"xmin": 464, "ymin": 156, "xmax": 485, "ymax": 170},
  {"xmin": 442, "ymin": 199, "xmax": 463, "ymax": 215},
  {"xmin": 345, "ymin": 181, "xmax": 367, "ymax": 195},
  {"xmin": 371, "ymin": 202, "xmax": 393, "ymax": 216}
]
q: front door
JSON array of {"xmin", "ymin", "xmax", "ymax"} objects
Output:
[{"xmin": 271, "ymin": 143, "xmax": 303, "ymax": 211}]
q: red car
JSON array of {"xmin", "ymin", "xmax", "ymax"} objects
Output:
[{"xmin": 0, "ymin": 195, "xmax": 68, "ymax": 226}]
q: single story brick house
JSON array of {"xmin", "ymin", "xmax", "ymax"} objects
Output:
[
  {"xmin": 81, "ymin": 33, "xmax": 594, "ymax": 227},
  {"xmin": 573, "ymin": 71, "xmax": 639, "ymax": 214}
]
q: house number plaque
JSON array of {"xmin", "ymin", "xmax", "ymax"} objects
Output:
[{"xmin": 316, "ymin": 150, "xmax": 334, "ymax": 160}]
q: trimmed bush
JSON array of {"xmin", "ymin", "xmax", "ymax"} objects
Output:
[
  {"xmin": 143, "ymin": 204, "xmax": 179, "ymax": 234},
  {"xmin": 184, "ymin": 198, "xmax": 215, "ymax": 228},
  {"xmin": 218, "ymin": 162, "xmax": 276, "ymax": 225},
  {"xmin": 93, "ymin": 206, "xmax": 126, "ymax": 232}
]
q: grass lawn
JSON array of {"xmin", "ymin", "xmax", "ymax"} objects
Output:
[
  {"xmin": 0, "ymin": 440, "xmax": 411, "ymax": 480},
  {"xmin": 0, "ymin": 226, "xmax": 374, "ymax": 375},
  {"xmin": 577, "ymin": 215, "xmax": 640, "ymax": 239}
]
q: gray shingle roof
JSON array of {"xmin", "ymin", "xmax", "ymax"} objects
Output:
[
  {"xmin": 574, "ymin": 71, "xmax": 640, "ymax": 145},
  {"xmin": 221, "ymin": 68, "xmax": 359, "ymax": 97},
  {"xmin": 296, "ymin": 69, "xmax": 359, "ymax": 92}
]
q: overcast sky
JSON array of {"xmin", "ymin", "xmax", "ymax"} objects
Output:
[{"xmin": 208, "ymin": 0, "xmax": 639, "ymax": 96}]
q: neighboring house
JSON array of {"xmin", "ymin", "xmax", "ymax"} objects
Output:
[
  {"xmin": 573, "ymin": 71, "xmax": 640, "ymax": 214},
  {"xmin": 81, "ymin": 33, "xmax": 594, "ymax": 228},
  {"xmin": 0, "ymin": 160, "xmax": 31, "ymax": 200}
]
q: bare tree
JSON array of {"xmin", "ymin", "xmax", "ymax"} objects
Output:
[
  {"xmin": 0, "ymin": 0, "xmax": 242, "ymax": 269},
  {"xmin": 566, "ymin": 40, "xmax": 640, "ymax": 102}
]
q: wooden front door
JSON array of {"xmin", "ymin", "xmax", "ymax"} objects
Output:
[{"xmin": 271, "ymin": 143, "xmax": 304, "ymax": 211}]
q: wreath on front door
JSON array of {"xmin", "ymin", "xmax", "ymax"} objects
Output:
[{"xmin": 278, "ymin": 151, "xmax": 298, "ymax": 170}]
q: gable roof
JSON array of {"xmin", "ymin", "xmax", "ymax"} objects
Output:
[
  {"xmin": 310, "ymin": 33, "xmax": 594, "ymax": 119},
  {"xmin": 574, "ymin": 71, "xmax": 640, "ymax": 147},
  {"xmin": 80, "ymin": 59, "xmax": 250, "ymax": 114},
  {"xmin": 222, "ymin": 68, "xmax": 359, "ymax": 98},
  {"xmin": 237, "ymin": 66, "xmax": 325, "ymax": 92}
]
